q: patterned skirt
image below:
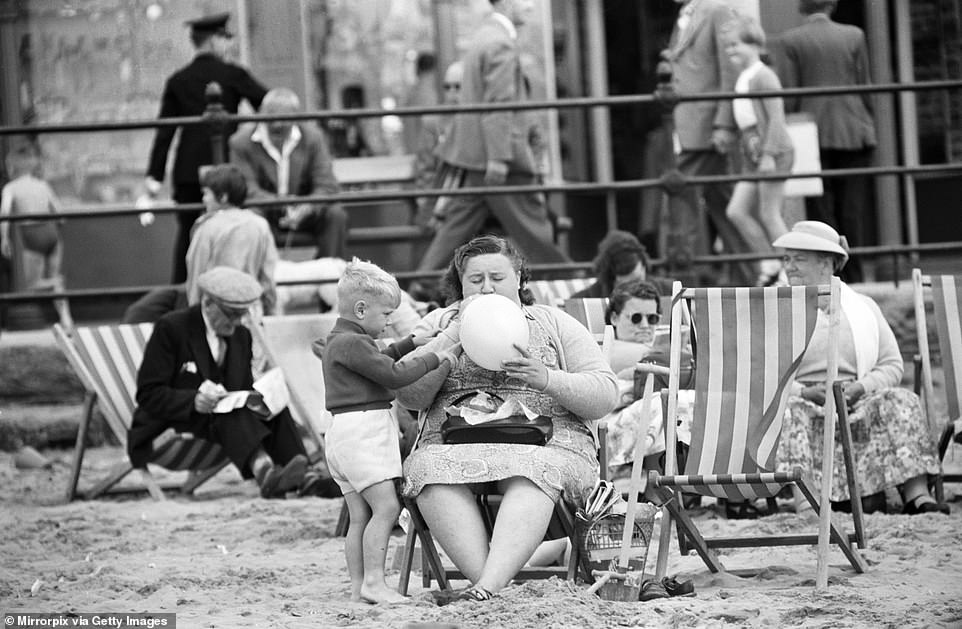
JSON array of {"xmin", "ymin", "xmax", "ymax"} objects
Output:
[{"xmin": 775, "ymin": 387, "xmax": 941, "ymax": 501}]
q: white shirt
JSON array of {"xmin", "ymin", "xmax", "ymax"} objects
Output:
[
  {"xmin": 733, "ymin": 60, "xmax": 764, "ymax": 130},
  {"xmin": 250, "ymin": 123, "xmax": 302, "ymax": 197},
  {"xmin": 490, "ymin": 11, "xmax": 517, "ymax": 40},
  {"xmin": 201, "ymin": 308, "xmax": 225, "ymax": 364},
  {"xmin": 676, "ymin": 0, "xmax": 699, "ymax": 34}
]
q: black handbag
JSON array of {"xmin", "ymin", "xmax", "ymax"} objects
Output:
[{"xmin": 441, "ymin": 392, "xmax": 554, "ymax": 446}]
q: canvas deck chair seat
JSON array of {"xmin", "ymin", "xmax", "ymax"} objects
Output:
[
  {"xmin": 54, "ymin": 323, "xmax": 231, "ymax": 502},
  {"xmin": 912, "ymin": 269, "xmax": 962, "ymax": 502},
  {"xmin": 641, "ymin": 281, "xmax": 867, "ymax": 587}
]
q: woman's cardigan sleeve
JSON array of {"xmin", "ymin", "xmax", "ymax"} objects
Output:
[
  {"xmin": 857, "ymin": 297, "xmax": 904, "ymax": 394},
  {"xmin": 537, "ymin": 307, "xmax": 620, "ymax": 421}
]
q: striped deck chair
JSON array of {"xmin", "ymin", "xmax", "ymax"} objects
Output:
[
  {"xmin": 642, "ymin": 280, "xmax": 867, "ymax": 585},
  {"xmin": 912, "ymin": 269, "xmax": 962, "ymax": 503},
  {"xmin": 54, "ymin": 323, "xmax": 230, "ymax": 502},
  {"xmin": 250, "ymin": 313, "xmax": 338, "ymax": 456},
  {"xmin": 561, "ymin": 298, "xmax": 614, "ymax": 361},
  {"xmin": 252, "ymin": 313, "xmax": 349, "ymax": 535},
  {"xmin": 527, "ymin": 278, "xmax": 593, "ymax": 308}
]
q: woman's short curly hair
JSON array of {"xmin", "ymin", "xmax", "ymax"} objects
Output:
[
  {"xmin": 592, "ymin": 230, "xmax": 650, "ymax": 296},
  {"xmin": 440, "ymin": 235, "xmax": 535, "ymax": 306}
]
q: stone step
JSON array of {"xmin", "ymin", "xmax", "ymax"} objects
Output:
[
  {"xmin": 0, "ymin": 402, "xmax": 113, "ymax": 451},
  {"xmin": 0, "ymin": 335, "xmax": 84, "ymax": 404}
]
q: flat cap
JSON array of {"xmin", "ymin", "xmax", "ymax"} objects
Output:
[
  {"xmin": 197, "ymin": 267, "xmax": 262, "ymax": 308},
  {"xmin": 185, "ymin": 12, "xmax": 233, "ymax": 37}
]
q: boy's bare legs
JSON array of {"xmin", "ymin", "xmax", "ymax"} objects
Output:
[
  {"xmin": 342, "ymin": 490, "xmax": 371, "ymax": 602},
  {"xmin": 357, "ymin": 479, "xmax": 407, "ymax": 604}
]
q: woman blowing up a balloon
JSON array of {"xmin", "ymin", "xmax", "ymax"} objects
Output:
[{"xmin": 397, "ymin": 235, "xmax": 619, "ymax": 603}]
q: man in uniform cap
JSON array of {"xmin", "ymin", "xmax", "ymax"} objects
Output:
[
  {"xmin": 128, "ymin": 267, "xmax": 312, "ymax": 498},
  {"xmin": 145, "ymin": 11, "xmax": 268, "ymax": 284}
]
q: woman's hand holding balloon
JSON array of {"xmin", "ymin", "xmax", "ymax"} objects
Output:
[{"xmin": 502, "ymin": 345, "xmax": 549, "ymax": 391}]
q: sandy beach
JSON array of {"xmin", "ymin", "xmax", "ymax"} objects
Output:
[{"xmin": 2, "ymin": 443, "xmax": 961, "ymax": 629}]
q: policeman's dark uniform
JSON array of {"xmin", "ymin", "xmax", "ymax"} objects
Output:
[{"xmin": 146, "ymin": 13, "xmax": 267, "ymax": 283}]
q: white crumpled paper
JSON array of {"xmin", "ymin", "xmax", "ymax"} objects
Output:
[{"xmin": 444, "ymin": 392, "xmax": 540, "ymax": 425}]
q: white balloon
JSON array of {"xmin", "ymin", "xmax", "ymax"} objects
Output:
[{"xmin": 459, "ymin": 294, "xmax": 529, "ymax": 371}]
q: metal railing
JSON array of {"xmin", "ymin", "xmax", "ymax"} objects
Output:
[{"xmin": 1, "ymin": 77, "xmax": 961, "ymax": 307}]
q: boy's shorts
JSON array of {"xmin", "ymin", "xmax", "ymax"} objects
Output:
[{"xmin": 325, "ymin": 408, "xmax": 401, "ymax": 495}]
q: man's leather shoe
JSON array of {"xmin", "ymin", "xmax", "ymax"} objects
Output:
[
  {"xmin": 257, "ymin": 454, "xmax": 307, "ymax": 499},
  {"xmin": 297, "ymin": 469, "xmax": 342, "ymax": 498}
]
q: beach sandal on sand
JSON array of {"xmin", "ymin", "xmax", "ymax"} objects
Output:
[
  {"xmin": 431, "ymin": 585, "xmax": 494, "ymax": 606},
  {"xmin": 456, "ymin": 585, "xmax": 493, "ymax": 602}
]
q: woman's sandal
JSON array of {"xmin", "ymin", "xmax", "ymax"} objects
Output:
[{"xmin": 456, "ymin": 585, "xmax": 494, "ymax": 602}]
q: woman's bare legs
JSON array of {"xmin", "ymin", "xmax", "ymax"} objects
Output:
[
  {"xmin": 726, "ymin": 182, "xmax": 770, "ymax": 254},
  {"xmin": 417, "ymin": 478, "xmax": 556, "ymax": 593},
  {"xmin": 727, "ymin": 181, "xmax": 782, "ymax": 280},
  {"xmin": 475, "ymin": 478, "xmax": 555, "ymax": 592},
  {"xmin": 417, "ymin": 483, "xmax": 490, "ymax": 583},
  {"xmin": 757, "ymin": 179, "xmax": 789, "ymax": 242}
]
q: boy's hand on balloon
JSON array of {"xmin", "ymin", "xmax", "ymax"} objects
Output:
[
  {"xmin": 502, "ymin": 344, "xmax": 548, "ymax": 391},
  {"xmin": 436, "ymin": 343, "xmax": 462, "ymax": 365}
]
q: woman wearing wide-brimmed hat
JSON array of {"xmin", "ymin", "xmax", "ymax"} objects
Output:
[{"xmin": 773, "ymin": 221, "xmax": 948, "ymax": 515}]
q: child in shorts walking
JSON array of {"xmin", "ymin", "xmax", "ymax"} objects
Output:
[{"xmin": 320, "ymin": 258, "xmax": 458, "ymax": 603}]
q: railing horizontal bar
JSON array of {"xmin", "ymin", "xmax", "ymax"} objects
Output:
[
  {"xmin": 3, "ymin": 243, "xmax": 961, "ymax": 305},
  {"xmin": 1, "ymin": 162, "xmax": 960, "ymax": 223},
  {"xmin": 2, "ymin": 79, "xmax": 961, "ymax": 137}
]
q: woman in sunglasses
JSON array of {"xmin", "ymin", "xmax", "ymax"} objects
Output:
[
  {"xmin": 601, "ymin": 279, "xmax": 696, "ymax": 482},
  {"xmin": 605, "ymin": 279, "xmax": 663, "ymax": 377}
]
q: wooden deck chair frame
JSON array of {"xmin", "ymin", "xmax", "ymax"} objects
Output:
[
  {"xmin": 911, "ymin": 269, "xmax": 962, "ymax": 503},
  {"xmin": 396, "ymin": 423, "xmax": 611, "ymax": 595},
  {"xmin": 54, "ymin": 323, "xmax": 231, "ymax": 502},
  {"xmin": 641, "ymin": 280, "xmax": 866, "ymax": 589}
]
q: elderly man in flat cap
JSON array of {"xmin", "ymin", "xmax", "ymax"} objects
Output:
[
  {"xmin": 145, "ymin": 12, "xmax": 268, "ymax": 285},
  {"xmin": 128, "ymin": 267, "xmax": 310, "ymax": 498}
]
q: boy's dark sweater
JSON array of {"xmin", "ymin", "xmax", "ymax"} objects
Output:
[{"xmin": 319, "ymin": 318, "xmax": 440, "ymax": 414}]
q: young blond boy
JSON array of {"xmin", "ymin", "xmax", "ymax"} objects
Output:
[{"xmin": 319, "ymin": 259, "xmax": 457, "ymax": 603}]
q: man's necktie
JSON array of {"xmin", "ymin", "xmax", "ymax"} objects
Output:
[{"xmin": 216, "ymin": 337, "xmax": 227, "ymax": 367}]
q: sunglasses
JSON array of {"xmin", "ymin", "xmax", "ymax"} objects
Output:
[
  {"xmin": 443, "ymin": 83, "xmax": 461, "ymax": 91},
  {"xmin": 625, "ymin": 312, "xmax": 661, "ymax": 325}
]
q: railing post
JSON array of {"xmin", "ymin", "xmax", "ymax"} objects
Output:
[
  {"xmin": 653, "ymin": 56, "xmax": 696, "ymax": 285},
  {"xmin": 203, "ymin": 81, "xmax": 227, "ymax": 166}
]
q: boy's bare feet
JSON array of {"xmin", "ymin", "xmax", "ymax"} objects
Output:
[{"xmin": 359, "ymin": 583, "xmax": 408, "ymax": 605}]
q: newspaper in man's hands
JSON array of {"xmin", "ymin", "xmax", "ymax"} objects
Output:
[{"xmin": 212, "ymin": 368, "xmax": 290, "ymax": 419}]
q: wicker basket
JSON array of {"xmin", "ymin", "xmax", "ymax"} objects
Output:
[{"xmin": 577, "ymin": 505, "xmax": 657, "ymax": 573}]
